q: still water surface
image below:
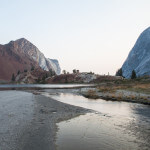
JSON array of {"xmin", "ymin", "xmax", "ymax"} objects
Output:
[
  {"xmin": 49, "ymin": 93, "xmax": 150, "ymax": 150},
  {"xmin": 0, "ymin": 84, "xmax": 92, "ymax": 89}
]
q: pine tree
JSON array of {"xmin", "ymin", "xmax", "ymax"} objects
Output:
[
  {"xmin": 49, "ymin": 69, "xmax": 56, "ymax": 77},
  {"xmin": 73, "ymin": 69, "xmax": 77, "ymax": 74},
  {"xmin": 116, "ymin": 68, "xmax": 123, "ymax": 77},
  {"xmin": 17, "ymin": 70, "xmax": 20, "ymax": 75},
  {"xmin": 131, "ymin": 70, "xmax": 136, "ymax": 79},
  {"xmin": 11, "ymin": 73, "xmax": 15, "ymax": 81},
  {"xmin": 31, "ymin": 66, "xmax": 34, "ymax": 71},
  {"xmin": 63, "ymin": 70, "xmax": 66, "ymax": 74}
]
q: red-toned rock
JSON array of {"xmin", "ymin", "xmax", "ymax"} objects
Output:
[
  {"xmin": 0, "ymin": 41, "xmax": 38, "ymax": 81},
  {"xmin": 15, "ymin": 68, "xmax": 50, "ymax": 84},
  {"xmin": 0, "ymin": 38, "xmax": 60, "ymax": 81}
]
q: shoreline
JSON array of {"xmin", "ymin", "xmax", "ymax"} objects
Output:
[
  {"xmin": 0, "ymin": 90, "xmax": 90, "ymax": 150},
  {"xmin": 18, "ymin": 93, "xmax": 91, "ymax": 150},
  {"xmin": 0, "ymin": 88, "xmax": 150, "ymax": 150},
  {"xmin": 0, "ymin": 87, "xmax": 150, "ymax": 149},
  {"xmin": 80, "ymin": 88, "xmax": 150, "ymax": 105}
]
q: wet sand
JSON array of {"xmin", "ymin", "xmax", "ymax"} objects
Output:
[{"xmin": 0, "ymin": 91, "xmax": 89, "ymax": 150}]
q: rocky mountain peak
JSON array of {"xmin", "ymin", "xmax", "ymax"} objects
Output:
[
  {"xmin": 12, "ymin": 38, "xmax": 61, "ymax": 74},
  {"xmin": 8, "ymin": 38, "xmax": 28, "ymax": 45},
  {"xmin": 0, "ymin": 38, "xmax": 61, "ymax": 81},
  {"xmin": 15, "ymin": 38, "xmax": 34, "ymax": 46}
]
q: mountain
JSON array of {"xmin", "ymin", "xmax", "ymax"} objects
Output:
[
  {"xmin": 122, "ymin": 27, "xmax": 150, "ymax": 78},
  {"xmin": 0, "ymin": 38, "xmax": 61, "ymax": 81},
  {"xmin": 47, "ymin": 59, "xmax": 61, "ymax": 75}
]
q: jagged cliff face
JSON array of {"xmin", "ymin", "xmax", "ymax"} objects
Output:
[
  {"xmin": 14, "ymin": 38, "xmax": 61, "ymax": 74},
  {"xmin": 122, "ymin": 27, "xmax": 150, "ymax": 78},
  {"xmin": 0, "ymin": 38, "xmax": 60, "ymax": 81}
]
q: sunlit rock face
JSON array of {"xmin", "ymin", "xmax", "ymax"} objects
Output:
[
  {"xmin": 122, "ymin": 27, "xmax": 150, "ymax": 78},
  {"xmin": 14, "ymin": 38, "xmax": 61, "ymax": 74}
]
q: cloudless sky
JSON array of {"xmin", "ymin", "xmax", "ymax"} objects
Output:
[{"xmin": 0, "ymin": 0, "xmax": 150, "ymax": 75}]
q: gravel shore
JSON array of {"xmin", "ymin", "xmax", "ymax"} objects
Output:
[
  {"xmin": 0, "ymin": 91, "xmax": 89, "ymax": 150},
  {"xmin": 80, "ymin": 88, "xmax": 150, "ymax": 105}
]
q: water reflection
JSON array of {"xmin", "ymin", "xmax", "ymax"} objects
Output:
[
  {"xmin": 56, "ymin": 113, "xmax": 140, "ymax": 150},
  {"xmin": 49, "ymin": 93, "xmax": 150, "ymax": 150},
  {"xmin": 0, "ymin": 84, "xmax": 92, "ymax": 89},
  {"xmin": 51, "ymin": 93, "xmax": 135, "ymax": 117}
]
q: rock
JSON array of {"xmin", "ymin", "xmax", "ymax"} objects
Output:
[
  {"xmin": 122, "ymin": 27, "xmax": 150, "ymax": 78},
  {"xmin": 0, "ymin": 38, "xmax": 61, "ymax": 81},
  {"xmin": 46, "ymin": 58, "xmax": 61, "ymax": 75}
]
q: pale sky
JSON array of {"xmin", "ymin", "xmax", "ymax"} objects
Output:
[{"xmin": 0, "ymin": 0, "xmax": 150, "ymax": 75}]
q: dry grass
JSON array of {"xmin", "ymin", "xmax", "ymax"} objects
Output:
[
  {"xmin": 83, "ymin": 79, "xmax": 150, "ymax": 104},
  {"xmin": 130, "ymin": 83, "xmax": 150, "ymax": 94},
  {"xmin": 98, "ymin": 87, "xmax": 115, "ymax": 93},
  {"xmin": 97, "ymin": 82, "xmax": 150, "ymax": 94},
  {"xmin": 98, "ymin": 85, "xmax": 128, "ymax": 93},
  {"xmin": 85, "ymin": 90, "xmax": 99, "ymax": 99}
]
